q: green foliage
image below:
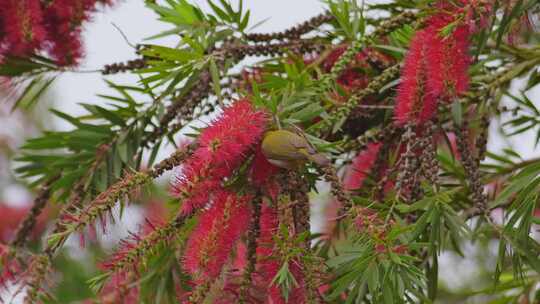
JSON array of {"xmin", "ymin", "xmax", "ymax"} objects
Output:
[
  {"xmin": 493, "ymin": 159, "xmax": 540, "ymax": 283},
  {"xmin": 325, "ymin": 0, "xmax": 366, "ymax": 40},
  {"xmin": 327, "ymin": 234, "xmax": 427, "ymax": 303},
  {"xmin": 0, "ymin": 55, "xmax": 58, "ymax": 77},
  {"xmin": 503, "ymin": 92, "xmax": 540, "ymax": 146},
  {"xmin": 15, "ymin": 81, "xmax": 160, "ymax": 201}
]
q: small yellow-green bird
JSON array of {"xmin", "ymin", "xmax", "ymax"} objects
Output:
[{"xmin": 261, "ymin": 129, "xmax": 330, "ymax": 169}]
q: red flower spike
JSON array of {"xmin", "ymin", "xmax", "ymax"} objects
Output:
[
  {"xmin": 42, "ymin": 0, "xmax": 94, "ymax": 65},
  {"xmin": 250, "ymin": 146, "xmax": 281, "ymax": 202},
  {"xmin": 445, "ymin": 25, "xmax": 471, "ymax": 95},
  {"xmin": 0, "ymin": 0, "xmax": 114, "ymax": 65},
  {"xmin": 196, "ymin": 99, "xmax": 269, "ymax": 167},
  {"xmin": 256, "ymin": 204, "xmax": 286, "ymax": 303},
  {"xmin": 394, "ymin": 30, "xmax": 433, "ymax": 125},
  {"xmin": 322, "ymin": 46, "xmax": 347, "ymax": 73},
  {"xmin": 423, "ymin": 30, "xmax": 446, "ymax": 100},
  {"xmin": 0, "ymin": 204, "xmax": 49, "ymax": 243},
  {"xmin": 183, "ymin": 191, "xmax": 252, "ymax": 281},
  {"xmin": 254, "ymin": 204, "xmax": 306, "ymax": 303},
  {"xmin": 344, "ymin": 142, "xmax": 382, "ymax": 191},
  {"xmin": 0, "ymin": 0, "xmax": 46, "ymax": 56},
  {"xmin": 395, "ymin": 0, "xmax": 484, "ymax": 125},
  {"xmin": 172, "ymin": 161, "xmax": 222, "ymax": 214},
  {"xmin": 172, "ymin": 99, "xmax": 269, "ymax": 214},
  {"xmin": 0, "ymin": 205, "xmax": 28, "ymax": 243},
  {"xmin": 47, "ymin": 30, "xmax": 85, "ymax": 66},
  {"xmin": 250, "ymin": 146, "xmax": 281, "ymax": 187},
  {"xmin": 424, "ymin": 11, "xmax": 471, "ymax": 101}
]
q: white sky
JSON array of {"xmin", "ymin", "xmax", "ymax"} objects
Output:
[{"xmin": 53, "ymin": 0, "xmax": 325, "ymax": 121}]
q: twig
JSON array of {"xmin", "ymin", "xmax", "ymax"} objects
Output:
[
  {"xmin": 245, "ymin": 12, "xmax": 334, "ymax": 42},
  {"xmin": 103, "ymin": 211, "xmax": 195, "ymax": 274},
  {"xmin": 11, "ymin": 175, "xmax": 59, "ymax": 248},
  {"xmin": 238, "ymin": 195, "xmax": 262, "ymax": 303},
  {"xmin": 23, "ymin": 145, "xmax": 197, "ymax": 302}
]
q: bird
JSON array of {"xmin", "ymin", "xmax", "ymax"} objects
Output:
[{"xmin": 261, "ymin": 129, "xmax": 330, "ymax": 169}]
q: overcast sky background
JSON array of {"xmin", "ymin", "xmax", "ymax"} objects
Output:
[{"xmin": 53, "ymin": 0, "xmax": 326, "ymax": 120}]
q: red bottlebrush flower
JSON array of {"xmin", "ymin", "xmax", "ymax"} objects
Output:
[
  {"xmin": 250, "ymin": 145, "xmax": 281, "ymax": 189},
  {"xmin": 172, "ymin": 99, "xmax": 268, "ymax": 214},
  {"xmin": 256, "ymin": 204, "xmax": 286, "ymax": 303},
  {"xmin": 183, "ymin": 191, "xmax": 251, "ymax": 281},
  {"xmin": 395, "ymin": 1, "xmax": 480, "ymax": 126},
  {"xmin": 322, "ymin": 46, "xmax": 347, "ymax": 73},
  {"xmin": 232, "ymin": 241, "xmax": 248, "ymax": 273},
  {"xmin": 0, "ymin": 203, "xmax": 49, "ymax": 243},
  {"xmin": 212, "ymin": 242, "xmax": 251, "ymax": 303},
  {"xmin": 0, "ymin": 0, "xmax": 46, "ymax": 56},
  {"xmin": 41, "ymin": 0, "xmax": 116, "ymax": 65},
  {"xmin": 448, "ymin": 25, "xmax": 472, "ymax": 94},
  {"xmin": 41, "ymin": 0, "xmax": 93, "ymax": 65},
  {"xmin": 394, "ymin": 30, "xmax": 435, "ymax": 125},
  {"xmin": 46, "ymin": 29, "xmax": 85, "ymax": 66},
  {"xmin": 255, "ymin": 204, "xmax": 306, "ymax": 303},
  {"xmin": 423, "ymin": 30, "xmax": 446, "ymax": 100},
  {"xmin": 173, "ymin": 163, "xmax": 223, "ymax": 215},
  {"xmin": 425, "ymin": 11, "xmax": 471, "ymax": 100},
  {"xmin": 256, "ymin": 203, "xmax": 279, "ymax": 258},
  {"xmin": 0, "ymin": 204, "xmax": 27, "ymax": 243},
  {"xmin": 196, "ymin": 100, "xmax": 268, "ymax": 166},
  {"xmin": 344, "ymin": 143, "xmax": 382, "ymax": 191},
  {"xmin": 0, "ymin": 0, "xmax": 114, "ymax": 64}
]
